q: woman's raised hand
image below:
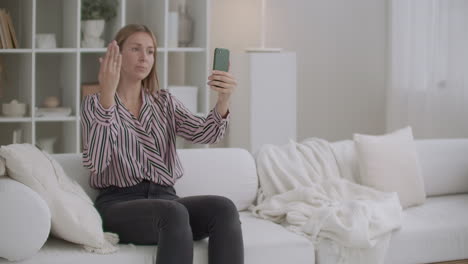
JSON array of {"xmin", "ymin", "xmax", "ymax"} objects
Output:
[{"xmin": 98, "ymin": 40, "xmax": 122, "ymax": 108}]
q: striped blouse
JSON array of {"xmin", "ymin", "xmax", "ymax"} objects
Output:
[{"xmin": 81, "ymin": 89, "xmax": 229, "ymax": 189}]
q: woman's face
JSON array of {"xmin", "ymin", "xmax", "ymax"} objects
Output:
[{"xmin": 120, "ymin": 32, "xmax": 155, "ymax": 82}]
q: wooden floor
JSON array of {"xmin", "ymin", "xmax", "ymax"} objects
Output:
[{"xmin": 432, "ymin": 260, "xmax": 468, "ymax": 264}]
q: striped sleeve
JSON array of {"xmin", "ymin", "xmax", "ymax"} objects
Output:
[
  {"xmin": 170, "ymin": 92, "xmax": 230, "ymax": 144},
  {"xmin": 81, "ymin": 95, "xmax": 118, "ymax": 175}
]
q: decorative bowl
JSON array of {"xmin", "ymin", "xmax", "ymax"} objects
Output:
[{"xmin": 2, "ymin": 100, "xmax": 27, "ymax": 117}]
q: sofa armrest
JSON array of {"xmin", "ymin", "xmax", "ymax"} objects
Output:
[{"xmin": 0, "ymin": 177, "xmax": 51, "ymax": 261}]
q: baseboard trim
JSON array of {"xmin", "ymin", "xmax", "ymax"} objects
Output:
[{"xmin": 431, "ymin": 260, "xmax": 468, "ymax": 264}]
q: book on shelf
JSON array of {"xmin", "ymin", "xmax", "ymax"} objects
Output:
[
  {"xmin": 0, "ymin": 9, "xmax": 18, "ymax": 49},
  {"xmin": 0, "ymin": 11, "xmax": 5, "ymax": 49},
  {"xmin": 6, "ymin": 11, "xmax": 18, "ymax": 48},
  {"xmin": 0, "ymin": 57, "xmax": 4, "ymax": 98},
  {"xmin": 0, "ymin": 9, "xmax": 10, "ymax": 48}
]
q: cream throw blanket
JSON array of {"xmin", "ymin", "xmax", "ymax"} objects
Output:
[{"xmin": 249, "ymin": 138, "xmax": 402, "ymax": 264}]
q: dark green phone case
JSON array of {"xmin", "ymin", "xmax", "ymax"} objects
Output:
[{"xmin": 213, "ymin": 48, "xmax": 230, "ymax": 72}]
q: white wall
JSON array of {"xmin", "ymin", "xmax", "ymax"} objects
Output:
[
  {"xmin": 209, "ymin": 0, "xmax": 262, "ymax": 148},
  {"xmin": 210, "ymin": 0, "xmax": 388, "ymax": 146}
]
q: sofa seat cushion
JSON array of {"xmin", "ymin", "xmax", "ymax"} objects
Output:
[
  {"xmin": 240, "ymin": 212, "xmax": 315, "ymax": 264},
  {"xmin": 385, "ymin": 194, "xmax": 468, "ymax": 264},
  {"xmin": 0, "ymin": 237, "xmax": 156, "ymax": 264},
  {"xmin": 0, "ymin": 211, "xmax": 314, "ymax": 264},
  {"xmin": 315, "ymin": 194, "xmax": 468, "ymax": 264}
]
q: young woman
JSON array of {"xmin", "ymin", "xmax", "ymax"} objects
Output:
[{"xmin": 81, "ymin": 24, "xmax": 243, "ymax": 264}]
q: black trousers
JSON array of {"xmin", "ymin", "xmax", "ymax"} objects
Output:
[{"xmin": 95, "ymin": 180, "xmax": 244, "ymax": 264}]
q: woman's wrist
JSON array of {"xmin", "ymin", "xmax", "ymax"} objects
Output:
[
  {"xmin": 216, "ymin": 97, "xmax": 230, "ymax": 118},
  {"xmin": 99, "ymin": 90, "xmax": 116, "ymax": 109}
]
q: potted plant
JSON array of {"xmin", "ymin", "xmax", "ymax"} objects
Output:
[{"xmin": 81, "ymin": 0, "xmax": 117, "ymax": 48}]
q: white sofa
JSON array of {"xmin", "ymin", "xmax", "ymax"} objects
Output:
[
  {"xmin": 0, "ymin": 148, "xmax": 314, "ymax": 264},
  {"xmin": 1, "ymin": 139, "xmax": 468, "ymax": 264}
]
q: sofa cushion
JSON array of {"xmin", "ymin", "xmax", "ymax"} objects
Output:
[
  {"xmin": 0, "ymin": 144, "xmax": 117, "ymax": 252},
  {"xmin": 0, "ymin": 237, "xmax": 156, "ymax": 264},
  {"xmin": 52, "ymin": 148, "xmax": 259, "ymax": 211},
  {"xmin": 385, "ymin": 194, "xmax": 468, "ymax": 264},
  {"xmin": 315, "ymin": 194, "xmax": 468, "ymax": 264},
  {"xmin": 331, "ymin": 138, "xmax": 468, "ymax": 198},
  {"xmin": 331, "ymin": 138, "xmax": 468, "ymax": 197},
  {"xmin": 415, "ymin": 139, "xmax": 468, "ymax": 196},
  {"xmin": 0, "ymin": 177, "xmax": 51, "ymax": 261},
  {"xmin": 0, "ymin": 212, "xmax": 315, "ymax": 264},
  {"xmin": 353, "ymin": 127, "xmax": 426, "ymax": 208},
  {"xmin": 240, "ymin": 212, "xmax": 315, "ymax": 264},
  {"xmin": 329, "ymin": 140, "xmax": 360, "ymax": 183},
  {"xmin": 174, "ymin": 148, "xmax": 258, "ymax": 211},
  {"xmin": 52, "ymin": 154, "xmax": 99, "ymax": 201}
]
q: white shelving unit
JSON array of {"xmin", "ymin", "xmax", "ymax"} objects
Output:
[{"xmin": 0, "ymin": 0, "xmax": 211, "ymax": 153}]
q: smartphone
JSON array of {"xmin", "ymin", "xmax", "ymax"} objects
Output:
[{"xmin": 213, "ymin": 48, "xmax": 230, "ymax": 72}]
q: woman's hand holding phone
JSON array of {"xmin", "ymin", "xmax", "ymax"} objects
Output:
[
  {"xmin": 208, "ymin": 70, "xmax": 237, "ymax": 102},
  {"xmin": 208, "ymin": 48, "xmax": 236, "ymax": 117},
  {"xmin": 98, "ymin": 40, "xmax": 122, "ymax": 108},
  {"xmin": 208, "ymin": 70, "xmax": 236, "ymax": 118}
]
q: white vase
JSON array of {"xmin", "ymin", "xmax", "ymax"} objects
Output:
[
  {"xmin": 81, "ymin": 19, "xmax": 105, "ymax": 48},
  {"xmin": 178, "ymin": 5, "xmax": 193, "ymax": 47}
]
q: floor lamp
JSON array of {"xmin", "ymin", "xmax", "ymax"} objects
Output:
[{"xmin": 246, "ymin": 0, "xmax": 282, "ymax": 52}]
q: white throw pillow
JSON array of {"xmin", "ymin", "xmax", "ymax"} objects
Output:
[
  {"xmin": 0, "ymin": 144, "xmax": 118, "ymax": 253},
  {"xmin": 353, "ymin": 127, "xmax": 426, "ymax": 208}
]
